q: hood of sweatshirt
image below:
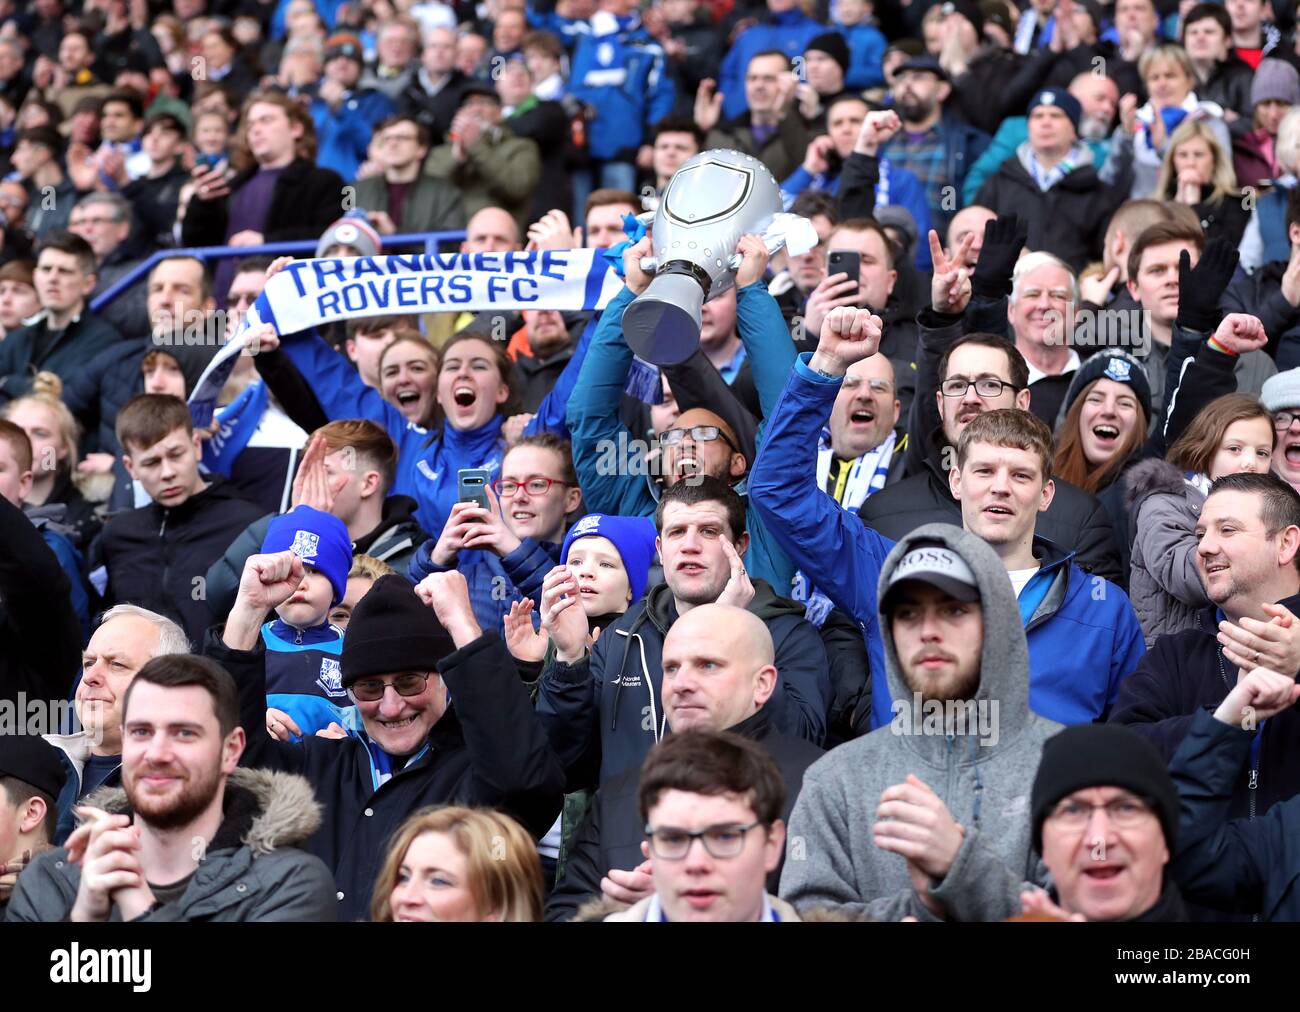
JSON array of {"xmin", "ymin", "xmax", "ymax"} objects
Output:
[{"xmin": 875, "ymin": 522, "xmax": 1033, "ymax": 757}]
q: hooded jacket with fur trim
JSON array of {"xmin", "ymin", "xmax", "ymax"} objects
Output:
[
  {"xmin": 5, "ymin": 768, "xmax": 338, "ymax": 922},
  {"xmin": 778, "ymin": 524, "xmax": 1062, "ymax": 922}
]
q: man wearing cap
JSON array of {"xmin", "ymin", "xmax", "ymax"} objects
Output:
[
  {"xmin": 1263, "ymin": 368, "xmax": 1300, "ymax": 494},
  {"xmin": 975, "ymin": 87, "xmax": 1130, "ymax": 271},
  {"xmin": 0, "ymin": 734, "xmax": 67, "ymax": 917},
  {"xmin": 779, "ymin": 523, "xmax": 1062, "ymax": 920},
  {"xmin": 1166, "ymin": 665, "xmax": 1300, "ymax": 920},
  {"xmin": 423, "ymin": 83, "xmax": 541, "ymax": 236},
  {"xmin": 311, "ymin": 33, "xmax": 398, "ymax": 182},
  {"xmin": 752, "ymin": 307, "xmax": 1145, "ymax": 733},
  {"xmin": 878, "ymin": 55, "xmax": 990, "ymax": 232},
  {"xmin": 208, "ymin": 560, "xmax": 564, "ymax": 921},
  {"xmin": 798, "ymin": 33, "xmax": 853, "ymax": 124},
  {"xmin": 548, "ymin": 604, "xmax": 824, "ymax": 921},
  {"xmin": 1025, "ymin": 722, "xmax": 1185, "ymax": 921}
]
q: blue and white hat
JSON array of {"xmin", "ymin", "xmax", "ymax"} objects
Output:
[
  {"xmin": 261, "ymin": 505, "xmax": 353, "ymax": 605},
  {"xmin": 1062, "ymin": 349, "xmax": 1153, "ymax": 423}
]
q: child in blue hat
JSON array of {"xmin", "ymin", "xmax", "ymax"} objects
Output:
[{"xmin": 258, "ymin": 505, "xmax": 354, "ymax": 737}]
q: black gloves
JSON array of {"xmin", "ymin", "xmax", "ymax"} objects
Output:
[
  {"xmin": 1175, "ymin": 238, "xmax": 1239, "ymax": 334},
  {"xmin": 970, "ymin": 214, "xmax": 1029, "ymax": 301}
]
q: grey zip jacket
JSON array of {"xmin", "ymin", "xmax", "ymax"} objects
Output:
[{"xmin": 779, "ymin": 524, "xmax": 1061, "ymax": 921}]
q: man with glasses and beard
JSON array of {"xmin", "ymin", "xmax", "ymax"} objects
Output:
[{"xmin": 6, "ymin": 655, "xmax": 338, "ymax": 922}]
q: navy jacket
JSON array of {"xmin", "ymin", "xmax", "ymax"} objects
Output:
[
  {"xmin": 536, "ymin": 579, "xmax": 832, "ymax": 788},
  {"xmin": 1110, "ymin": 593, "xmax": 1300, "ymax": 821},
  {"xmin": 1170, "ymin": 709, "xmax": 1300, "ymax": 920}
]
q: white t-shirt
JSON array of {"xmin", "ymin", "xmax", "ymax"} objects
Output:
[{"xmin": 1008, "ymin": 566, "xmax": 1041, "ymax": 598}]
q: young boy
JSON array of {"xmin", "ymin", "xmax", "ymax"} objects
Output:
[{"xmin": 258, "ymin": 504, "xmax": 353, "ymax": 736}]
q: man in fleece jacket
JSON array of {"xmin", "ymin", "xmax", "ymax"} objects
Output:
[{"xmin": 779, "ymin": 524, "xmax": 1061, "ymax": 921}]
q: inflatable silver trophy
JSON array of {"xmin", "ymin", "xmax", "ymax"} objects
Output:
[{"xmin": 623, "ymin": 149, "xmax": 810, "ymax": 365}]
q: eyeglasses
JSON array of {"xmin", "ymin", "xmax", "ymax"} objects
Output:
[
  {"xmin": 660, "ymin": 425, "xmax": 739, "ymax": 450},
  {"xmin": 1274, "ymin": 411, "xmax": 1300, "ymax": 431},
  {"xmin": 347, "ymin": 672, "xmax": 431, "ymax": 702},
  {"xmin": 940, "ymin": 377, "xmax": 1020, "ymax": 398},
  {"xmin": 643, "ymin": 822, "xmax": 762, "ymax": 860},
  {"xmin": 1047, "ymin": 796, "xmax": 1156, "ymax": 831},
  {"xmin": 492, "ymin": 475, "xmax": 568, "ymax": 497}
]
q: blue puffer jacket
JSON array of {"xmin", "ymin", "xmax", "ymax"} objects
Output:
[
  {"xmin": 841, "ymin": 22, "xmax": 886, "ymax": 90},
  {"xmin": 279, "ymin": 320, "xmax": 593, "ymax": 537},
  {"xmin": 565, "ymin": 283, "xmax": 796, "ymax": 594},
  {"xmin": 750, "ymin": 354, "xmax": 1146, "ymax": 730},
  {"xmin": 569, "ymin": 15, "xmax": 675, "ymax": 160},
  {"xmin": 311, "ymin": 88, "xmax": 397, "ymax": 182},
  {"xmin": 782, "ymin": 160, "xmax": 935, "ymax": 271},
  {"xmin": 407, "ymin": 536, "xmax": 560, "ymax": 638},
  {"xmin": 718, "ymin": 9, "xmax": 826, "ymax": 121}
]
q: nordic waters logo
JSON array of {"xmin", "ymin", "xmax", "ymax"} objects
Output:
[
  {"xmin": 889, "ymin": 692, "xmax": 1000, "ymax": 746},
  {"xmin": 49, "ymin": 945, "xmax": 151, "ymax": 992}
]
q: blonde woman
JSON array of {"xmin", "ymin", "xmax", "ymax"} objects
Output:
[
  {"xmin": 371, "ymin": 807, "xmax": 544, "ymax": 922},
  {"xmin": 1154, "ymin": 119, "xmax": 1249, "ymax": 246}
]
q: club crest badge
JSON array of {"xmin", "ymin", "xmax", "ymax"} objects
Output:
[
  {"xmin": 290, "ymin": 529, "xmax": 320, "ymax": 562},
  {"xmin": 317, "ymin": 657, "xmax": 344, "ymax": 697},
  {"xmin": 1104, "ymin": 358, "xmax": 1132, "ymax": 383}
]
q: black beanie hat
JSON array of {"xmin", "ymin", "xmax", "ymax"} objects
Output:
[
  {"xmin": 0, "ymin": 733, "xmax": 67, "ymax": 800},
  {"xmin": 1061, "ymin": 349, "xmax": 1153, "ymax": 425},
  {"xmin": 340, "ymin": 575, "xmax": 456, "ymax": 686},
  {"xmin": 1031, "ymin": 724, "xmax": 1178, "ymax": 853},
  {"xmin": 806, "ymin": 31, "xmax": 851, "ymax": 76}
]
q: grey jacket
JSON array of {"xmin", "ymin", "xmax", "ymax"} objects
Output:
[
  {"xmin": 5, "ymin": 768, "xmax": 337, "ymax": 923},
  {"xmin": 1124, "ymin": 458, "xmax": 1209, "ymax": 647},
  {"xmin": 778, "ymin": 524, "xmax": 1062, "ymax": 922}
]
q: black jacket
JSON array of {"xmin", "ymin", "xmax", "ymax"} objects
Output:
[
  {"xmin": 1222, "ymin": 260, "xmax": 1300, "ymax": 372},
  {"xmin": 397, "ymin": 69, "xmax": 469, "ymax": 146},
  {"xmin": 181, "ymin": 157, "xmax": 347, "ymax": 248},
  {"xmin": 0, "ymin": 496, "xmax": 81, "ymax": 706},
  {"xmin": 0, "ymin": 309, "xmax": 124, "ymax": 408},
  {"xmin": 545, "ymin": 708, "xmax": 823, "ymax": 921},
  {"xmin": 95, "ymin": 477, "xmax": 265, "ymax": 646},
  {"xmin": 204, "ymin": 628, "xmax": 565, "ymax": 922},
  {"xmin": 1170, "ymin": 709, "xmax": 1300, "ymax": 921},
  {"xmin": 61, "ymin": 339, "xmax": 146, "ymax": 457},
  {"xmin": 1110, "ymin": 593, "xmax": 1300, "ymax": 824},
  {"xmin": 974, "ymin": 155, "xmax": 1128, "ymax": 272},
  {"xmin": 506, "ymin": 98, "xmax": 572, "ymax": 224},
  {"xmin": 1196, "ymin": 56, "xmax": 1256, "ymax": 137}
]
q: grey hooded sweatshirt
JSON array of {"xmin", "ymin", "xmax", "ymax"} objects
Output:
[{"xmin": 778, "ymin": 524, "xmax": 1062, "ymax": 921}]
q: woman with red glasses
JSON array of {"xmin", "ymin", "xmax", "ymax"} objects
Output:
[{"xmin": 407, "ymin": 432, "xmax": 583, "ymax": 638}]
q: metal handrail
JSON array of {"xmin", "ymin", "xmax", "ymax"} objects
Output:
[{"xmin": 89, "ymin": 229, "xmax": 468, "ymax": 312}]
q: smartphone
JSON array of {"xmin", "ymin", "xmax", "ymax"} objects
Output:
[
  {"xmin": 457, "ymin": 467, "xmax": 491, "ymax": 512},
  {"xmin": 827, "ymin": 249, "xmax": 860, "ymax": 288}
]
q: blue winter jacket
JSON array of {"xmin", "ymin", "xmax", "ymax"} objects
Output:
[
  {"xmin": 311, "ymin": 88, "xmax": 397, "ymax": 182},
  {"xmin": 749, "ymin": 354, "xmax": 1147, "ymax": 730},
  {"xmin": 569, "ymin": 16, "xmax": 675, "ymax": 159},
  {"xmin": 782, "ymin": 160, "xmax": 935, "ymax": 271},
  {"xmin": 527, "ymin": 6, "xmax": 591, "ymax": 51},
  {"xmin": 718, "ymin": 10, "xmax": 826, "ymax": 121},
  {"xmin": 565, "ymin": 283, "xmax": 796, "ymax": 594},
  {"xmin": 407, "ymin": 536, "xmax": 560, "ymax": 638},
  {"xmin": 279, "ymin": 319, "xmax": 593, "ymax": 537},
  {"xmin": 841, "ymin": 22, "xmax": 886, "ymax": 90}
]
